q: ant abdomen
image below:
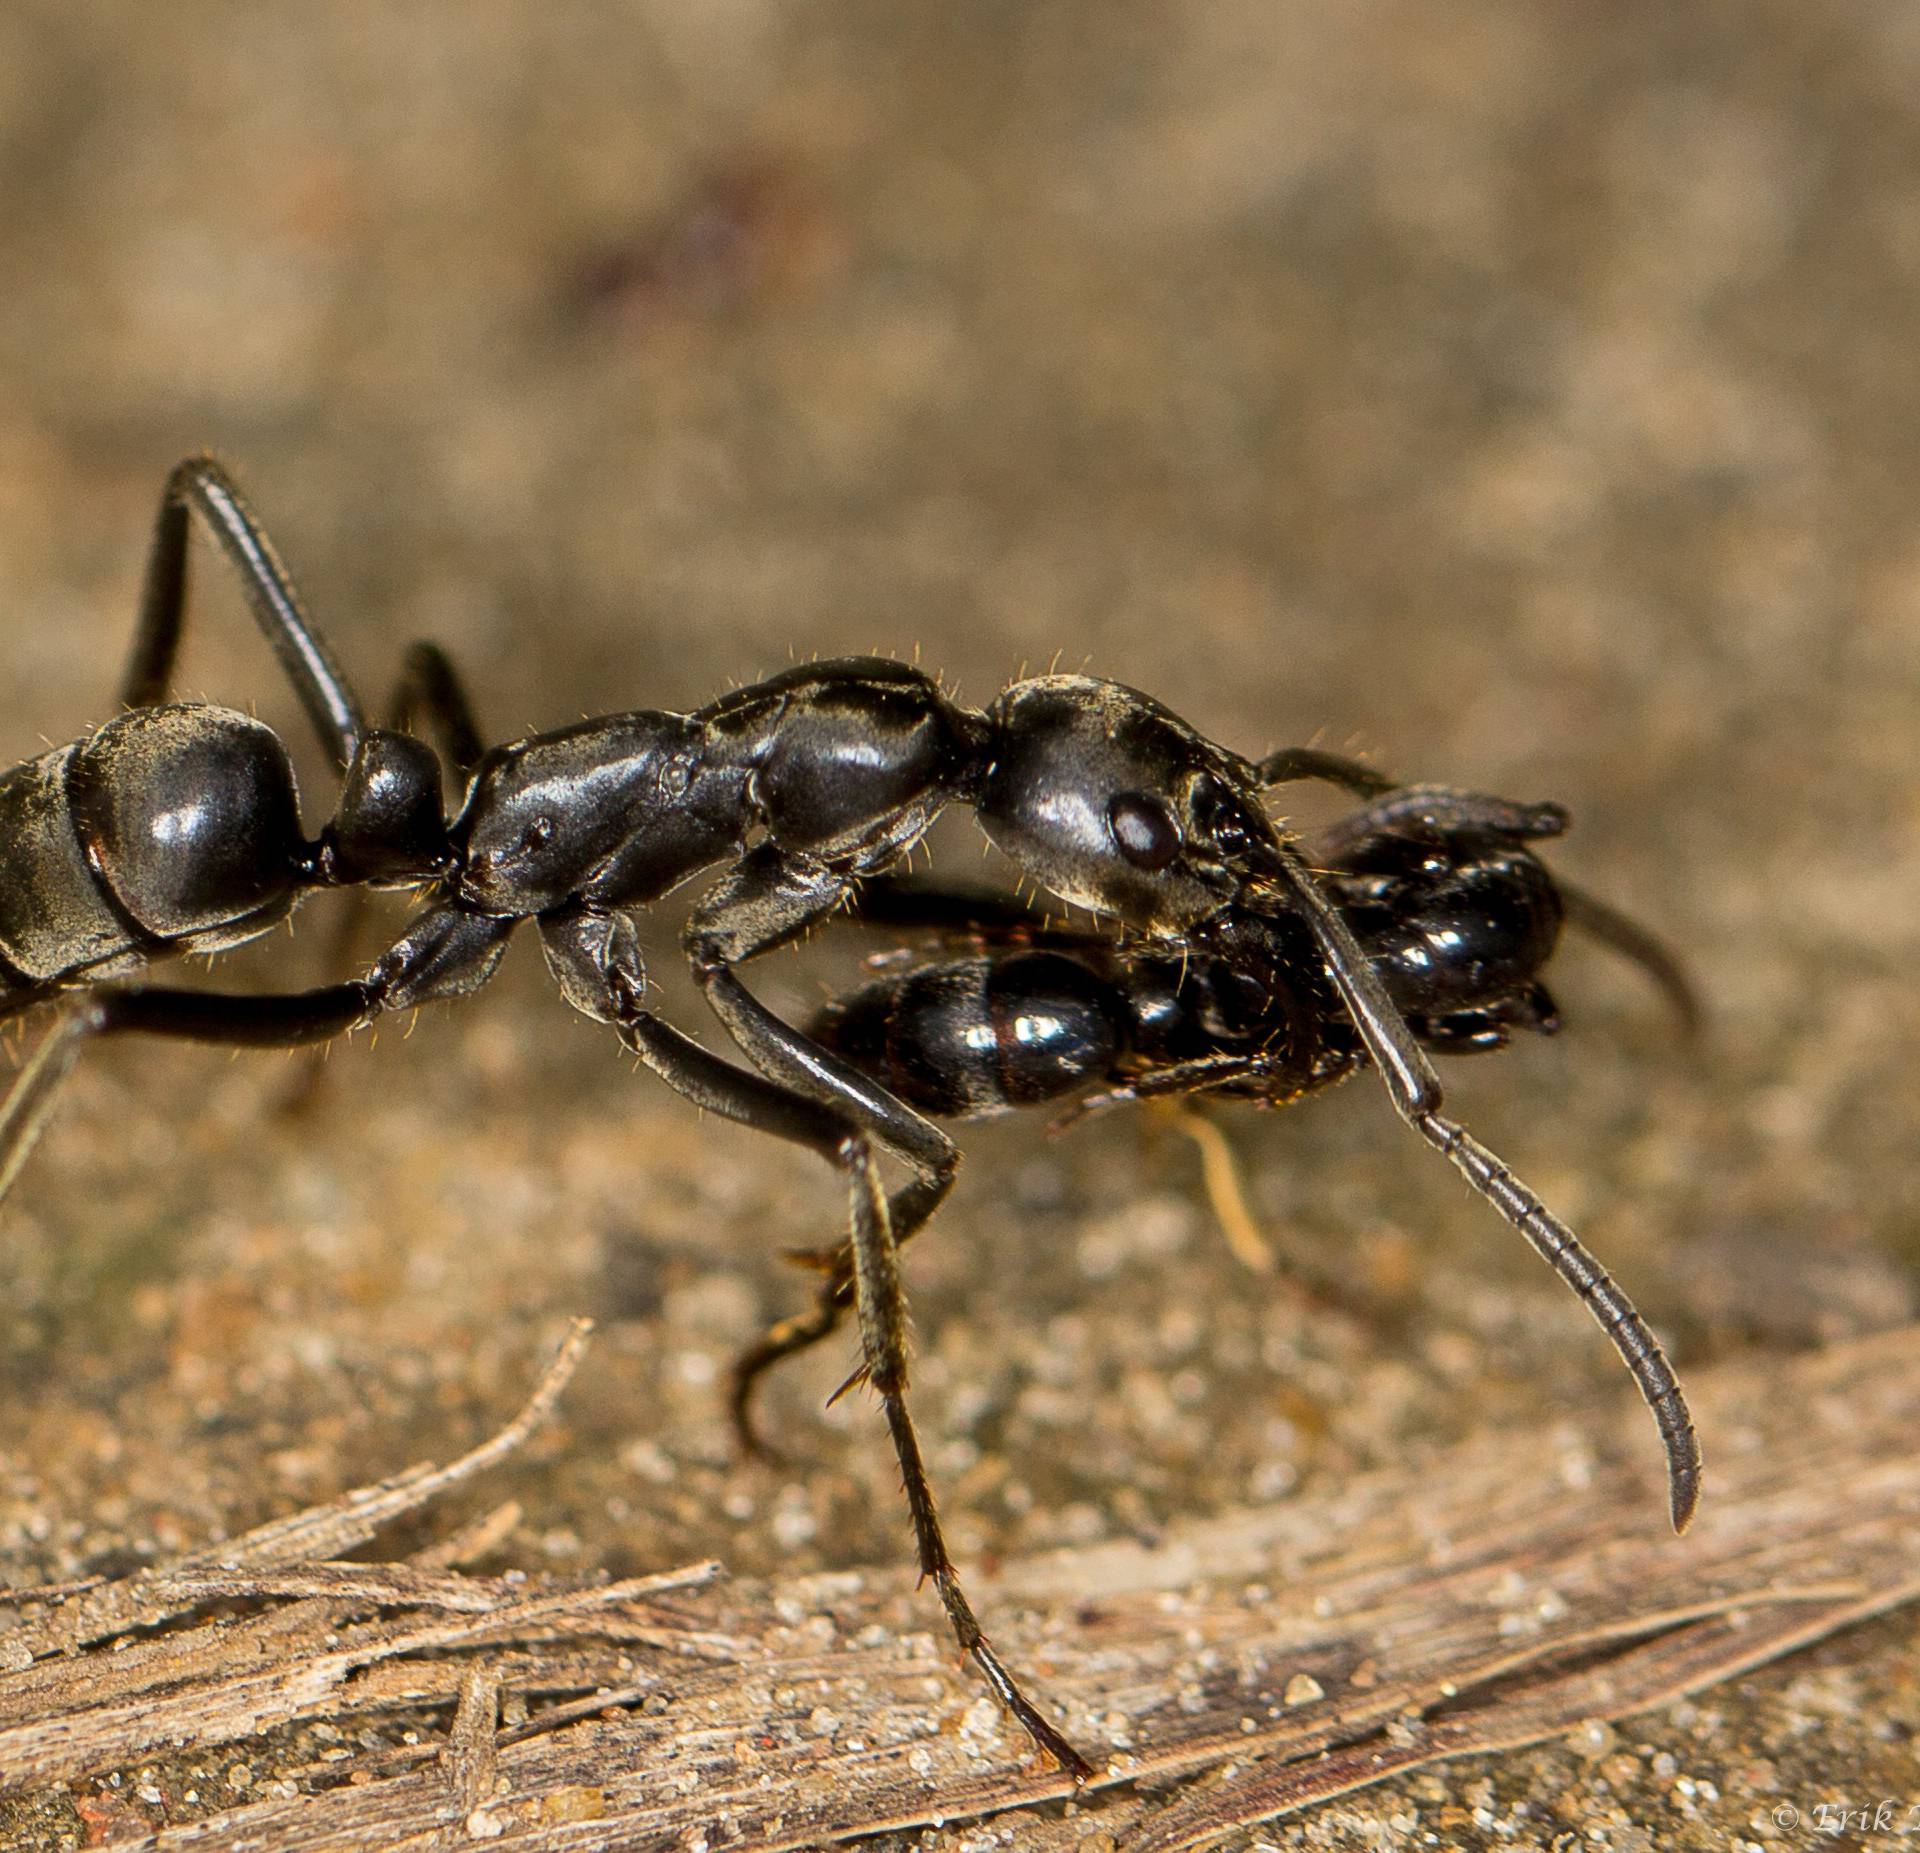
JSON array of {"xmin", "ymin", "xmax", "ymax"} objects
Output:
[
  {"xmin": 811, "ymin": 949, "xmax": 1127, "ymax": 1118},
  {"xmin": 0, "ymin": 704, "xmax": 305, "ymax": 1004}
]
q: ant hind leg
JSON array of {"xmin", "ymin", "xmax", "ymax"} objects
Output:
[{"xmin": 125, "ymin": 458, "xmax": 370, "ymax": 770}]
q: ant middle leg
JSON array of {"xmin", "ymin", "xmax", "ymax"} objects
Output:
[
  {"xmin": 725, "ymin": 1162, "xmax": 953, "ymax": 1459},
  {"xmin": 1314, "ymin": 785, "xmax": 1569, "ymax": 856},
  {"xmin": 1256, "ymin": 744, "xmax": 1396, "ymax": 799},
  {"xmin": 538, "ymin": 902, "xmax": 1090, "ymax": 1778},
  {"xmin": 1258, "ymin": 746, "xmax": 1570, "ymax": 859},
  {"xmin": 1303, "ymin": 774, "xmax": 1700, "ymax": 1036},
  {"xmin": 387, "ymin": 640, "xmax": 486, "ymax": 782},
  {"xmin": 680, "ymin": 846, "xmax": 963, "ymax": 1239},
  {"xmin": 1255, "ymin": 747, "xmax": 1564, "ymax": 842},
  {"xmin": 682, "ymin": 851, "xmax": 993, "ymax": 1450},
  {"xmin": 646, "ymin": 1035, "xmax": 1086, "ymax": 1777},
  {"xmin": 725, "ymin": 872, "xmax": 1113, "ymax": 1452}
]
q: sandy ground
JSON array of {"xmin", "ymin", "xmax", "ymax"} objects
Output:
[{"xmin": 2, "ymin": 4, "xmax": 1918, "ymax": 1847}]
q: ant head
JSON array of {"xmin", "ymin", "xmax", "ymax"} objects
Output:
[{"xmin": 978, "ymin": 676, "xmax": 1275, "ymax": 934}]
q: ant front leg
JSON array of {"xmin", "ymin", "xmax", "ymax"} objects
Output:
[
  {"xmin": 1258, "ymin": 748, "xmax": 1571, "ymax": 863},
  {"xmin": 1256, "ymin": 745, "xmax": 1396, "ymax": 800},
  {"xmin": 1314, "ymin": 786, "xmax": 1569, "ymax": 857},
  {"xmin": 846, "ymin": 875, "xmax": 1092, "ymax": 948},
  {"xmin": 537, "ymin": 903, "xmax": 1092, "ymax": 1781},
  {"xmin": 1300, "ymin": 772, "xmax": 1700, "ymax": 1036}
]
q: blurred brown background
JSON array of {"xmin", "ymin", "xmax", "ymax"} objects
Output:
[{"xmin": 2, "ymin": 4, "xmax": 1918, "ymax": 1845}]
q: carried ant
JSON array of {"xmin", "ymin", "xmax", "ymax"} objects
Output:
[
  {"xmin": 0, "ymin": 459, "xmax": 1699, "ymax": 1781},
  {"xmin": 731, "ymin": 790, "xmax": 1699, "ymax": 1447}
]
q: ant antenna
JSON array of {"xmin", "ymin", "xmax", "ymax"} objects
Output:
[{"xmin": 1247, "ymin": 837, "xmax": 1702, "ymax": 1532}]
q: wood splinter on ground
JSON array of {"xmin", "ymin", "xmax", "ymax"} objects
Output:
[{"xmin": 1, "ymin": 1320, "xmax": 1918, "ymax": 1849}]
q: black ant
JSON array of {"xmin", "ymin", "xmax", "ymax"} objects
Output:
[
  {"xmin": 0, "ymin": 459, "xmax": 1699, "ymax": 1781},
  {"xmin": 736, "ymin": 797, "xmax": 1698, "ymax": 1439}
]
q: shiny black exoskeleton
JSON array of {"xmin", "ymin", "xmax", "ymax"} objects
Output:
[
  {"xmin": 0, "ymin": 459, "xmax": 1701, "ymax": 1783},
  {"xmin": 808, "ymin": 815, "xmax": 1577, "ymax": 1127},
  {"xmin": 736, "ymin": 806, "xmax": 1692, "ymax": 1444},
  {"xmin": 806, "ymin": 799, "xmax": 1695, "ymax": 1131}
]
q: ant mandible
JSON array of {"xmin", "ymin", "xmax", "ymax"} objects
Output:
[{"xmin": 0, "ymin": 459, "xmax": 1699, "ymax": 1781}]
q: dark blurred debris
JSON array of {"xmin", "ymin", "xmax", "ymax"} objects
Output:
[{"xmin": 565, "ymin": 158, "xmax": 842, "ymax": 332}]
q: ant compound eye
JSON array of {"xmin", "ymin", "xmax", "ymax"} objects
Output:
[
  {"xmin": 1108, "ymin": 791, "xmax": 1182, "ymax": 870},
  {"xmin": 520, "ymin": 815, "xmax": 555, "ymax": 856}
]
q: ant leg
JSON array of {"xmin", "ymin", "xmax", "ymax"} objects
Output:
[
  {"xmin": 0, "ymin": 1007, "xmax": 94, "ymax": 1203},
  {"xmin": 1306, "ymin": 776, "xmax": 1699, "ymax": 1035},
  {"xmin": 0, "ymin": 903, "xmax": 513, "ymax": 1207},
  {"xmin": 839, "ymin": 1129, "xmax": 1091, "ymax": 1780},
  {"xmin": 691, "ymin": 898, "xmax": 972, "ymax": 1424},
  {"xmin": 1256, "ymin": 745, "xmax": 1396, "ymax": 798},
  {"xmin": 537, "ymin": 903, "xmax": 1090, "ymax": 1778},
  {"xmin": 387, "ymin": 640, "xmax": 486, "ymax": 781},
  {"xmin": 1153, "ymin": 1102, "xmax": 1275, "ymax": 1274},
  {"xmin": 1314, "ymin": 786, "xmax": 1569, "ymax": 856},
  {"xmin": 846, "ymin": 875, "xmax": 1130, "ymax": 959},
  {"xmin": 852, "ymin": 874, "xmax": 1051, "ymax": 934},
  {"xmin": 1262, "ymin": 739, "xmax": 1574, "ymax": 853},
  {"xmin": 1049, "ymin": 1052, "xmax": 1286, "ymax": 1130},
  {"xmin": 742, "ymin": 870, "xmax": 1107, "ymax": 1403},
  {"xmin": 1243, "ymin": 836, "xmax": 1702, "ymax": 1532},
  {"xmin": 728, "ymin": 1278, "xmax": 847, "ymax": 1460},
  {"xmin": 848, "ymin": 875, "xmax": 1086, "ymax": 944},
  {"xmin": 544, "ymin": 897, "xmax": 956, "ymax": 1450},
  {"xmin": 681, "ymin": 847, "xmax": 962, "ymax": 1213},
  {"xmin": 726, "ymin": 1165, "xmax": 953, "ymax": 1460},
  {"xmin": 1261, "ymin": 751, "xmax": 1573, "ymax": 875},
  {"xmin": 0, "ymin": 983, "xmax": 376, "ymax": 1209},
  {"xmin": 1556, "ymin": 882, "xmax": 1704, "ymax": 1040},
  {"xmin": 125, "ymin": 457, "xmax": 369, "ymax": 770}
]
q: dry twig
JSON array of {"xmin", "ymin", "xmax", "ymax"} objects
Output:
[{"xmin": 2, "ymin": 1321, "xmax": 1917, "ymax": 1849}]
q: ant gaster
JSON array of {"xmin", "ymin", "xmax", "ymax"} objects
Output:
[{"xmin": 0, "ymin": 459, "xmax": 1700, "ymax": 1782}]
